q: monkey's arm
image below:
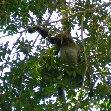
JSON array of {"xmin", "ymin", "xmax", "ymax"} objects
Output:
[
  {"xmin": 28, "ymin": 26, "xmax": 51, "ymax": 37},
  {"xmin": 28, "ymin": 25, "xmax": 61, "ymax": 55},
  {"xmin": 28, "ymin": 26, "xmax": 59, "ymax": 44}
]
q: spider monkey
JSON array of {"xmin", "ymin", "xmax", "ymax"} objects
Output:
[
  {"xmin": 28, "ymin": 26, "xmax": 80, "ymax": 65},
  {"xmin": 28, "ymin": 26, "xmax": 93, "ymax": 99}
]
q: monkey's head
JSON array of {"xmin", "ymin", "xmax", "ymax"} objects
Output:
[{"xmin": 54, "ymin": 32, "xmax": 75, "ymax": 47}]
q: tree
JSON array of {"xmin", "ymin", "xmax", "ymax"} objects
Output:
[{"xmin": 0, "ymin": 0, "xmax": 111, "ymax": 110}]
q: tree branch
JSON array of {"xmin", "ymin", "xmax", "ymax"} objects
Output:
[{"xmin": 0, "ymin": 2, "xmax": 111, "ymax": 38}]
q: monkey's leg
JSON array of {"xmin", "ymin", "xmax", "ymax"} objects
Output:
[{"xmin": 58, "ymin": 85, "xmax": 65, "ymax": 102}]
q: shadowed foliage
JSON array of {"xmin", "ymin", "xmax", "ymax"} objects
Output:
[{"xmin": 0, "ymin": 0, "xmax": 111, "ymax": 111}]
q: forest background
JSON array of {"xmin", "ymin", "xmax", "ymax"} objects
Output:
[{"xmin": 0, "ymin": 0, "xmax": 111, "ymax": 111}]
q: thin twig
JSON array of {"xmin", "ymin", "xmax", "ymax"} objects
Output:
[
  {"xmin": 79, "ymin": 11, "xmax": 88, "ymax": 100},
  {"xmin": 0, "ymin": 29, "xmax": 26, "ymax": 38}
]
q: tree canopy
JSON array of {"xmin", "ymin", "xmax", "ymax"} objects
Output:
[{"xmin": 0, "ymin": 0, "xmax": 111, "ymax": 111}]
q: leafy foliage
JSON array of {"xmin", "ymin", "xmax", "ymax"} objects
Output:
[{"xmin": 0, "ymin": 0, "xmax": 111, "ymax": 111}]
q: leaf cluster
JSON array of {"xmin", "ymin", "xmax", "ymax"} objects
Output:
[{"xmin": 0, "ymin": 0, "xmax": 111, "ymax": 111}]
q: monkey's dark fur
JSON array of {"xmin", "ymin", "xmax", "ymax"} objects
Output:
[
  {"xmin": 28, "ymin": 26, "xmax": 93, "ymax": 99},
  {"xmin": 28, "ymin": 26, "xmax": 79, "ymax": 65}
]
